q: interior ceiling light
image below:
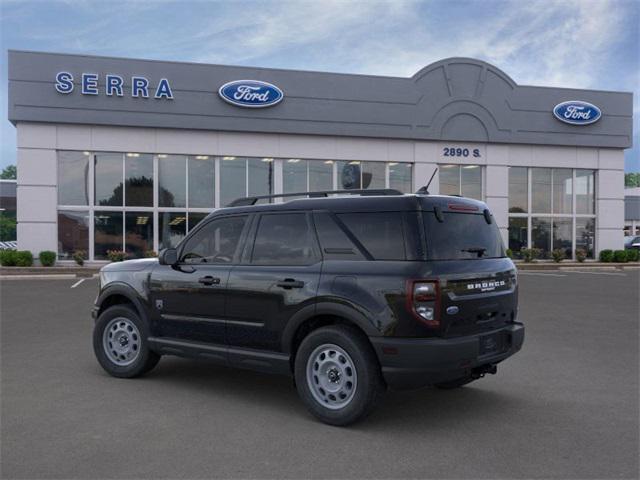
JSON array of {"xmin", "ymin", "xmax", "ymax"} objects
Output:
[
  {"xmin": 195, "ymin": 155, "xmax": 209, "ymax": 160},
  {"xmin": 222, "ymin": 156, "xmax": 236, "ymax": 161}
]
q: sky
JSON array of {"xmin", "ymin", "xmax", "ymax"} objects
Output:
[{"xmin": 0, "ymin": 0, "xmax": 638, "ymax": 172}]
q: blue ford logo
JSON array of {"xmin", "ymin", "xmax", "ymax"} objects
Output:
[
  {"xmin": 218, "ymin": 80, "xmax": 283, "ymax": 108},
  {"xmin": 553, "ymin": 100, "xmax": 601, "ymax": 125}
]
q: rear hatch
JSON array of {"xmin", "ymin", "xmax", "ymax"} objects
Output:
[{"xmin": 421, "ymin": 203, "xmax": 518, "ymax": 340}]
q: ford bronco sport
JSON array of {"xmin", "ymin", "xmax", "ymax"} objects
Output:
[{"xmin": 92, "ymin": 189, "xmax": 524, "ymax": 425}]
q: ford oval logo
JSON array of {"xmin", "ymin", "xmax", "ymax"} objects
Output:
[
  {"xmin": 553, "ymin": 100, "xmax": 601, "ymax": 125},
  {"xmin": 218, "ymin": 80, "xmax": 283, "ymax": 108}
]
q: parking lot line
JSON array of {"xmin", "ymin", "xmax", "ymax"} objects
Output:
[
  {"xmin": 70, "ymin": 278, "xmax": 86, "ymax": 288},
  {"xmin": 518, "ymin": 272, "xmax": 567, "ymax": 277},
  {"xmin": 567, "ymin": 270, "xmax": 627, "ymax": 276}
]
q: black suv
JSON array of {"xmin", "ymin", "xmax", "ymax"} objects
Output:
[{"xmin": 92, "ymin": 189, "xmax": 524, "ymax": 425}]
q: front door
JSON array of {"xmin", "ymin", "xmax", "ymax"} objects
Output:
[
  {"xmin": 225, "ymin": 212, "xmax": 321, "ymax": 352},
  {"xmin": 149, "ymin": 214, "xmax": 250, "ymax": 344}
]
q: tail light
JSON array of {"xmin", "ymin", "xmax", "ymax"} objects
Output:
[{"xmin": 407, "ymin": 280, "xmax": 440, "ymax": 328}]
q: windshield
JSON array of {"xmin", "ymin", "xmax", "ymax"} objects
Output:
[{"xmin": 423, "ymin": 211, "xmax": 505, "ymax": 260}]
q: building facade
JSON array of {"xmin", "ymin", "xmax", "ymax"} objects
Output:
[{"xmin": 7, "ymin": 51, "xmax": 633, "ymax": 261}]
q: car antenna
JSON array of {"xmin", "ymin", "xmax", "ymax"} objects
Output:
[{"xmin": 416, "ymin": 167, "xmax": 438, "ymax": 195}]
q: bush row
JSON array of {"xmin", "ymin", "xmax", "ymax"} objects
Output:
[{"xmin": 599, "ymin": 249, "xmax": 639, "ymax": 263}]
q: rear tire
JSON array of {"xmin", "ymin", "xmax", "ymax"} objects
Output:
[
  {"xmin": 434, "ymin": 376, "xmax": 475, "ymax": 389},
  {"xmin": 93, "ymin": 305, "xmax": 160, "ymax": 378},
  {"xmin": 294, "ymin": 325, "xmax": 384, "ymax": 426}
]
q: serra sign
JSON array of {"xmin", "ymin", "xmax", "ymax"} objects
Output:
[{"xmin": 55, "ymin": 72, "xmax": 174, "ymax": 99}]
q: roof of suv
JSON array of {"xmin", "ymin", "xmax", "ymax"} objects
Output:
[{"xmin": 216, "ymin": 194, "xmax": 488, "ymax": 216}]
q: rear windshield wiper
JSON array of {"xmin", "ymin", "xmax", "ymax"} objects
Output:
[{"xmin": 461, "ymin": 247, "xmax": 487, "ymax": 258}]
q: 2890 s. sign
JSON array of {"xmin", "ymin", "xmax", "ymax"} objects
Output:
[
  {"xmin": 218, "ymin": 80, "xmax": 284, "ymax": 108},
  {"xmin": 553, "ymin": 100, "xmax": 601, "ymax": 125}
]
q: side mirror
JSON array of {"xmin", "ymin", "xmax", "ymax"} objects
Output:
[{"xmin": 159, "ymin": 248, "xmax": 178, "ymax": 266}]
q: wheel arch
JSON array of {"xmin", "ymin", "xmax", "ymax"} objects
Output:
[
  {"xmin": 96, "ymin": 283, "xmax": 149, "ymax": 325},
  {"xmin": 282, "ymin": 302, "xmax": 381, "ymax": 369}
]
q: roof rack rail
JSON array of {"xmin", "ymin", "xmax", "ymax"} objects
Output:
[{"xmin": 227, "ymin": 188, "xmax": 404, "ymax": 207}]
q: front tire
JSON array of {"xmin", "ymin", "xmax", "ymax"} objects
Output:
[
  {"xmin": 93, "ymin": 305, "xmax": 160, "ymax": 378},
  {"xmin": 294, "ymin": 325, "xmax": 384, "ymax": 426}
]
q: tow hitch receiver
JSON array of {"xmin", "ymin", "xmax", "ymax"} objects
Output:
[{"xmin": 471, "ymin": 364, "xmax": 498, "ymax": 379}]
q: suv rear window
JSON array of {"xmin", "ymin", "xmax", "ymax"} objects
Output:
[
  {"xmin": 337, "ymin": 212, "xmax": 406, "ymax": 260},
  {"xmin": 423, "ymin": 212, "xmax": 505, "ymax": 260}
]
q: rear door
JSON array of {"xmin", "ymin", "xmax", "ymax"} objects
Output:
[{"xmin": 225, "ymin": 212, "xmax": 322, "ymax": 352}]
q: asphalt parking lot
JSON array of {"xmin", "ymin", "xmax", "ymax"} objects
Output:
[{"xmin": 1, "ymin": 270, "xmax": 638, "ymax": 479}]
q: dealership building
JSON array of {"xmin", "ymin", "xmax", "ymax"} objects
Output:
[{"xmin": 7, "ymin": 50, "xmax": 633, "ymax": 261}]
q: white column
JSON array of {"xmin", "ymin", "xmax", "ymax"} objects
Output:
[
  {"xmin": 596, "ymin": 149, "xmax": 625, "ymax": 253},
  {"xmin": 16, "ymin": 123, "xmax": 58, "ymax": 258}
]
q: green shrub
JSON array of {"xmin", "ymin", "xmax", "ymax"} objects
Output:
[
  {"xmin": 599, "ymin": 249, "xmax": 614, "ymax": 262},
  {"xmin": 143, "ymin": 250, "xmax": 158, "ymax": 258},
  {"xmin": 626, "ymin": 249, "xmax": 639, "ymax": 262},
  {"xmin": 106, "ymin": 250, "xmax": 128, "ymax": 262},
  {"xmin": 520, "ymin": 248, "xmax": 533, "ymax": 263},
  {"xmin": 505, "ymin": 248, "xmax": 513, "ymax": 259},
  {"xmin": 575, "ymin": 249, "xmax": 587, "ymax": 263},
  {"xmin": 15, "ymin": 250, "xmax": 34, "ymax": 267},
  {"xmin": 73, "ymin": 250, "xmax": 87, "ymax": 266},
  {"xmin": 551, "ymin": 249, "xmax": 565, "ymax": 263},
  {"xmin": 613, "ymin": 250, "xmax": 628, "ymax": 263},
  {"xmin": 0, "ymin": 249, "xmax": 18, "ymax": 266},
  {"xmin": 39, "ymin": 250, "xmax": 56, "ymax": 267}
]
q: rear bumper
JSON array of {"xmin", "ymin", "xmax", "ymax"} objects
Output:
[{"xmin": 370, "ymin": 323, "xmax": 524, "ymax": 390}]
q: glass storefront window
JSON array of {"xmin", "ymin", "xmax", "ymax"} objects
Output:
[
  {"xmin": 439, "ymin": 164, "xmax": 482, "ymax": 199},
  {"xmin": 553, "ymin": 169, "xmax": 572, "ymax": 214},
  {"xmin": 125, "ymin": 212, "xmax": 153, "ymax": 257},
  {"xmin": 531, "ymin": 217, "xmax": 551, "ymax": 259},
  {"xmin": 94, "ymin": 211, "xmax": 123, "ymax": 260},
  {"xmin": 95, "ymin": 153, "xmax": 123, "ymax": 206},
  {"xmin": 576, "ymin": 170, "xmax": 595, "ymax": 214},
  {"xmin": 362, "ymin": 162, "xmax": 385, "ymax": 189},
  {"xmin": 188, "ymin": 156, "xmax": 215, "ymax": 208},
  {"xmin": 158, "ymin": 155, "xmax": 186, "ymax": 208},
  {"xmin": 309, "ymin": 161, "xmax": 333, "ymax": 191},
  {"xmin": 188, "ymin": 212, "xmax": 209, "ymax": 232},
  {"xmin": 283, "ymin": 159, "xmax": 307, "ymax": 193},
  {"xmin": 576, "ymin": 218, "xmax": 595, "ymax": 258},
  {"xmin": 57, "ymin": 210, "xmax": 89, "ymax": 259},
  {"xmin": 461, "ymin": 165, "xmax": 482, "ymax": 200},
  {"xmin": 58, "ymin": 151, "xmax": 90, "ymax": 205},
  {"xmin": 531, "ymin": 168, "xmax": 551, "ymax": 213},
  {"xmin": 248, "ymin": 158, "xmax": 273, "ymax": 199},
  {"xmin": 439, "ymin": 165, "xmax": 459, "ymax": 196},
  {"xmin": 508, "ymin": 217, "xmax": 527, "ymax": 258},
  {"xmin": 552, "ymin": 217, "xmax": 572, "ymax": 258},
  {"xmin": 337, "ymin": 161, "xmax": 386, "ymax": 190},
  {"xmin": 389, "ymin": 163, "xmax": 412, "ymax": 193},
  {"xmin": 159, "ymin": 212, "xmax": 186, "ymax": 250},
  {"xmin": 125, "ymin": 153, "xmax": 153, "ymax": 207},
  {"xmin": 508, "ymin": 167, "xmax": 528, "ymax": 213},
  {"xmin": 220, "ymin": 157, "xmax": 246, "ymax": 207}
]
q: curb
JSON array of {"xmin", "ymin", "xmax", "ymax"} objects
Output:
[{"xmin": 515, "ymin": 262, "xmax": 638, "ymax": 271}]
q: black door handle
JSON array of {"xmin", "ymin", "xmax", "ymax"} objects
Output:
[
  {"xmin": 276, "ymin": 278, "xmax": 305, "ymax": 289},
  {"xmin": 198, "ymin": 276, "xmax": 221, "ymax": 286}
]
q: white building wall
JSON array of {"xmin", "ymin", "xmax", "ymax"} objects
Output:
[{"xmin": 16, "ymin": 122, "xmax": 626, "ymax": 258}]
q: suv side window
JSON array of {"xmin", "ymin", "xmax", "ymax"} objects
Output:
[
  {"xmin": 251, "ymin": 213, "xmax": 319, "ymax": 265},
  {"xmin": 180, "ymin": 215, "xmax": 247, "ymax": 264},
  {"xmin": 337, "ymin": 212, "xmax": 406, "ymax": 260}
]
